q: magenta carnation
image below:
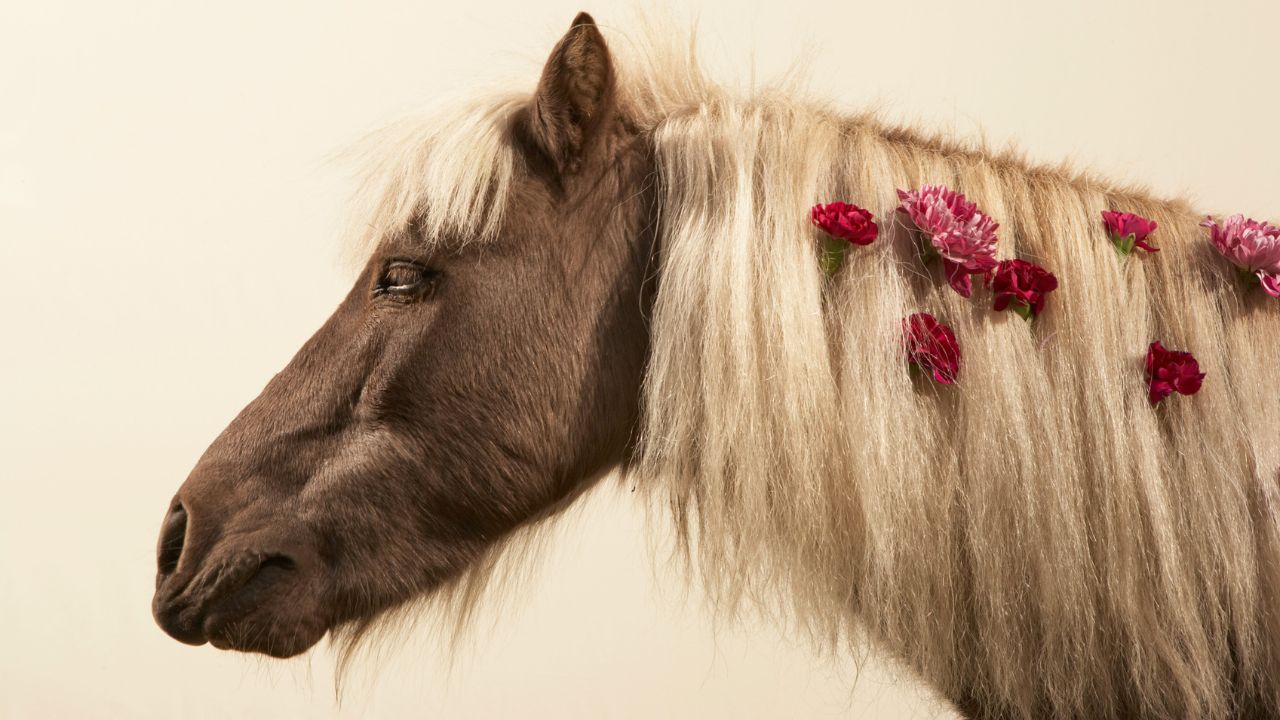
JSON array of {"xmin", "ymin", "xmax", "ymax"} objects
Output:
[
  {"xmin": 897, "ymin": 185, "xmax": 999, "ymax": 297},
  {"xmin": 1101, "ymin": 210, "xmax": 1159, "ymax": 254},
  {"xmin": 985, "ymin": 259, "xmax": 1058, "ymax": 319},
  {"xmin": 903, "ymin": 313, "xmax": 961, "ymax": 385},
  {"xmin": 811, "ymin": 201, "xmax": 879, "ymax": 246},
  {"xmin": 1201, "ymin": 214, "xmax": 1280, "ymax": 298},
  {"xmin": 1144, "ymin": 341, "xmax": 1205, "ymax": 405}
]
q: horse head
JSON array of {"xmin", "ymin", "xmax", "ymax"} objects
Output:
[{"xmin": 151, "ymin": 13, "xmax": 654, "ymax": 657}]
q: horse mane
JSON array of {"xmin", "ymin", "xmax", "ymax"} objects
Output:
[{"xmin": 337, "ymin": 19, "xmax": 1280, "ymax": 718}]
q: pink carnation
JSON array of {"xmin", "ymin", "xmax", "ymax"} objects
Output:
[
  {"xmin": 1201, "ymin": 214, "xmax": 1280, "ymax": 298},
  {"xmin": 811, "ymin": 202, "xmax": 879, "ymax": 246},
  {"xmin": 1101, "ymin": 211, "xmax": 1159, "ymax": 254},
  {"xmin": 1144, "ymin": 341, "xmax": 1205, "ymax": 405},
  {"xmin": 897, "ymin": 185, "xmax": 999, "ymax": 297}
]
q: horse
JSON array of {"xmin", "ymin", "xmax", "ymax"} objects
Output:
[{"xmin": 151, "ymin": 12, "xmax": 1280, "ymax": 719}]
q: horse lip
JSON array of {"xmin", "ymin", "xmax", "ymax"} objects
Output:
[
  {"xmin": 153, "ymin": 550, "xmax": 297, "ymax": 647},
  {"xmin": 198, "ymin": 554, "xmax": 324, "ymax": 659},
  {"xmin": 152, "ymin": 591, "xmax": 210, "ymax": 646}
]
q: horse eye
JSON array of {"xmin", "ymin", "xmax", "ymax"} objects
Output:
[{"xmin": 374, "ymin": 260, "xmax": 439, "ymax": 301}]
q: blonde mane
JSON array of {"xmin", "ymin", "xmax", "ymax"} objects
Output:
[{"xmin": 341, "ymin": 21, "xmax": 1280, "ymax": 719}]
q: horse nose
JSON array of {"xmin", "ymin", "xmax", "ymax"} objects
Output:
[
  {"xmin": 152, "ymin": 500, "xmax": 210, "ymax": 645},
  {"xmin": 156, "ymin": 502, "xmax": 188, "ymax": 577}
]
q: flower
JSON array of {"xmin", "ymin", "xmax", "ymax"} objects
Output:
[
  {"xmin": 811, "ymin": 201, "xmax": 879, "ymax": 275},
  {"xmin": 903, "ymin": 313, "xmax": 961, "ymax": 385},
  {"xmin": 1201, "ymin": 214, "xmax": 1280, "ymax": 298},
  {"xmin": 811, "ymin": 202, "xmax": 879, "ymax": 246},
  {"xmin": 897, "ymin": 185, "xmax": 999, "ymax": 297},
  {"xmin": 1144, "ymin": 341, "xmax": 1205, "ymax": 405},
  {"xmin": 985, "ymin": 259, "xmax": 1058, "ymax": 319},
  {"xmin": 1101, "ymin": 210, "xmax": 1159, "ymax": 255}
]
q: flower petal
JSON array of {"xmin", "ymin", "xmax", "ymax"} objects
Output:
[
  {"xmin": 1259, "ymin": 271, "xmax": 1280, "ymax": 298},
  {"xmin": 944, "ymin": 261, "xmax": 974, "ymax": 298}
]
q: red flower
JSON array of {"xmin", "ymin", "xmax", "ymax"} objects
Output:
[
  {"xmin": 985, "ymin": 259, "xmax": 1058, "ymax": 319},
  {"xmin": 897, "ymin": 185, "xmax": 999, "ymax": 297},
  {"xmin": 903, "ymin": 313, "xmax": 961, "ymax": 385},
  {"xmin": 1102, "ymin": 210, "xmax": 1159, "ymax": 254},
  {"xmin": 811, "ymin": 201, "xmax": 879, "ymax": 246},
  {"xmin": 1144, "ymin": 341, "xmax": 1205, "ymax": 405}
]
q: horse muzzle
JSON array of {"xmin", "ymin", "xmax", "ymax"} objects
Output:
[{"xmin": 151, "ymin": 495, "xmax": 328, "ymax": 658}]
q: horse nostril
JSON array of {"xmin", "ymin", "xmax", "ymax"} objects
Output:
[{"xmin": 157, "ymin": 503, "xmax": 188, "ymax": 576}]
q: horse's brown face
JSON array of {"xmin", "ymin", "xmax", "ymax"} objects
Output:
[{"xmin": 152, "ymin": 14, "xmax": 652, "ymax": 658}]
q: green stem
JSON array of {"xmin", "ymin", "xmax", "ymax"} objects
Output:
[
  {"xmin": 820, "ymin": 236, "xmax": 848, "ymax": 276},
  {"xmin": 1111, "ymin": 233, "xmax": 1136, "ymax": 257},
  {"xmin": 919, "ymin": 236, "xmax": 940, "ymax": 263}
]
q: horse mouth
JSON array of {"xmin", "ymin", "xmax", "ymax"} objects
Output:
[{"xmin": 153, "ymin": 548, "xmax": 328, "ymax": 658}]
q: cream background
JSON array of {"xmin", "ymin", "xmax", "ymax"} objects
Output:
[{"xmin": 1, "ymin": 1, "xmax": 1276, "ymax": 718}]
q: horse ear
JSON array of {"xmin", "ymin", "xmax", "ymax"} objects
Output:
[{"xmin": 521, "ymin": 12, "xmax": 615, "ymax": 175}]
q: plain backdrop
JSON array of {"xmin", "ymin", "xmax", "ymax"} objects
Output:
[{"xmin": 1, "ymin": 1, "xmax": 1276, "ymax": 718}]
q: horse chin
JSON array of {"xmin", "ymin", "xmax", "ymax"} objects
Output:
[
  {"xmin": 205, "ymin": 617, "xmax": 328, "ymax": 659},
  {"xmin": 202, "ymin": 594, "xmax": 331, "ymax": 659}
]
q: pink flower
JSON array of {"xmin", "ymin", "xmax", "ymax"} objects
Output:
[
  {"xmin": 1201, "ymin": 214, "xmax": 1280, "ymax": 298},
  {"xmin": 1101, "ymin": 211, "xmax": 1159, "ymax": 254},
  {"xmin": 1144, "ymin": 341, "xmax": 1205, "ymax": 405},
  {"xmin": 903, "ymin": 313, "xmax": 961, "ymax": 385},
  {"xmin": 897, "ymin": 185, "xmax": 999, "ymax": 297},
  {"xmin": 811, "ymin": 202, "xmax": 879, "ymax": 246},
  {"xmin": 985, "ymin": 259, "xmax": 1058, "ymax": 319}
]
